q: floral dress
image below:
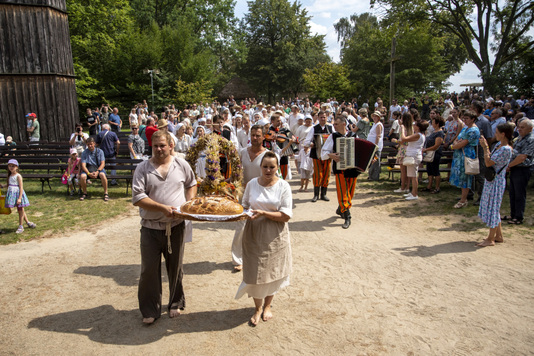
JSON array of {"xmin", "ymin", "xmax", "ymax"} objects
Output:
[
  {"xmin": 5, "ymin": 174, "xmax": 30, "ymax": 208},
  {"xmin": 444, "ymin": 119, "xmax": 460, "ymax": 146},
  {"xmin": 449, "ymin": 126, "xmax": 480, "ymax": 189},
  {"xmin": 478, "ymin": 144, "xmax": 512, "ymax": 228}
]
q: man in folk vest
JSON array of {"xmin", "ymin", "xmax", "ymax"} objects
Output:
[
  {"xmin": 320, "ymin": 116, "xmax": 360, "ymax": 229},
  {"xmin": 303, "ymin": 111, "xmax": 333, "ymax": 202}
]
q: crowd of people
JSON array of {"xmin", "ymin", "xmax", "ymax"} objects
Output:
[
  {"xmin": 3, "ymin": 91, "xmax": 533, "ymax": 325},
  {"xmin": 121, "ymin": 92, "xmax": 532, "ymax": 326}
]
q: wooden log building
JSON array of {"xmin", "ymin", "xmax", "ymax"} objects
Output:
[{"xmin": 0, "ymin": 0, "xmax": 78, "ymax": 142}]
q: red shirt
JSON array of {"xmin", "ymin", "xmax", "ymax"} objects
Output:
[{"xmin": 145, "ymin": 126, "xmax": 159, "ymax": 146}]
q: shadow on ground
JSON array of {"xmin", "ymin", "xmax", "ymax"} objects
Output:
[
  {"xmin": 289, "ymin": 216, "xmax": 338, "ymax": 231},
  {"xmin": 28, "ymin": 305, "xmax": 250, "ymax": 345},
  {"xmin": 393, "ymin": 241, "xmax": 479, "ymax": 257},
  {"xmin": 74, "ymin": 260, "xmax": 233, "ymax": 286}
]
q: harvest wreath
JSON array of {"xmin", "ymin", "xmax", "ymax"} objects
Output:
[{"xmin": 185, "ymin": 133, "xmax": 243, "ymax": 198}]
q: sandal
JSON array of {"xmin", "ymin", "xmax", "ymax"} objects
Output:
[
  {"xmin": 454, "ymin": 201, "xmax": 468, "ymax": 209},
  {"xmin": 80, "ymin": 193, "xmax": 87, "ymax": 201},
  {"xmin": 508, "ymin": 219, "xmax": 523, "ymax": 225},
  {"xmin": 501, "ymin": 215, "xmax": 512, "ymax": 221},
  {"xmin": 431, "ymin": 189, "xmax": 441, "ymax": 194},
  {"xmin": 103, "ymin": 194, "xmax": 109, "ymax": 202}
]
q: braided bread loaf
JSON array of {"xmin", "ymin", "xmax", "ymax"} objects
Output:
[{"xmin": 181, "ymin": 195, "xmax": 243, "ymax": 215}]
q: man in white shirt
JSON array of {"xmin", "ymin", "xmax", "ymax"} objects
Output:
[
  {"xmin": 489, "ymin": 108, "xmax": 506, "ymax": 135},
  {"xmin": 388, "ymin": 99, "xmax": 402, "ymax": 123},
  {"xmin": 287, "ymin": 105, "xmax": 303, "ymax": 134},
  {"xmin": 237, "ymin": 115, "xmax": 251, "ymax": 149},
  {"xmin": 190, "ymin": 104, "xmax": 200, "ymax": 117}
]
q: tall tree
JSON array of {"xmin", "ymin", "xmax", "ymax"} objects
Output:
[
  {"xmin": 303, "ymin": 62, "xmax": 355, "ymax": 100},
  {"xmin": 241, "ymin": 0, "xmax": 328, "ymax": 103},
  {"xmin": 371, "ymin": 0, "xmax": 534, "ymax": 94},
  {"xmin": 67, "ymin": 0, "xmax": 134, "ymax": 107},
  {"xmin": 336, "ymin": 13, "xmax": 468, "ymax": 101}
]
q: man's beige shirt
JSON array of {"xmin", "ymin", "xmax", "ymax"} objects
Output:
[{"xmin": 132, "ymin": 156, "xmax": 196, "ymax": 230}]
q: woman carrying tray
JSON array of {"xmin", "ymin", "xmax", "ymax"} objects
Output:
[{"xmin": 235, "ymin": 151, "xmax": 293, "ymax": 326}]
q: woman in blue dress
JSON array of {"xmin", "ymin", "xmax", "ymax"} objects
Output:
[
  {"xmin": 477, "ymin": 123, "xmax": 513, "ymax": 247},
  {"xmin": 449, "ymin": 110, "xmax": 480, "ymax": 208}
]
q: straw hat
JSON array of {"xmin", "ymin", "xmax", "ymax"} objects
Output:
[{"xmin": 157, "ymin": 119, "xmax": 169, "ymax": 129}]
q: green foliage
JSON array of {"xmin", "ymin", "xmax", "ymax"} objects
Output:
[
  {"xmin": 172, "ymin": 79, "xmax": 214, "ymax": 109},
  {"xmin": 67, "ymin": 0, "xmax": 236, "ymax": 114},
  {"xmin": 337, "ymin": 13, "xmax": 467, "ymax": 102},
  {"xmin": 371, "ymin": 0, "xmax": 534, "ymax": 94},
  {"xmin": 303, "ymin": 62, "xmax": 355, "ymax": 101},
  {"xmin": 241, "ymin": 0, "xmax": 329, "ymax": 103}
]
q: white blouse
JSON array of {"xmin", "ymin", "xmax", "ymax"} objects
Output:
[
  {"xmin": 367, "ymin": 122, "xmax": 384, "ymax": 151},
  {"xmin": 242, "ymin": 178, "xmax": 293, "ymax": 218}
]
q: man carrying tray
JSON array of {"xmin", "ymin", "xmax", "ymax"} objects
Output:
[
  {"xmin": 303, "ymin": 111, "xmax": 333, "ymax": 202},
  {"xmin": 321, "ymin": 116, "xmax": 361, "ymax": 229},
  {"xmin": 132, "ymin": 130, "xmax": 197, "ymax": 325}
]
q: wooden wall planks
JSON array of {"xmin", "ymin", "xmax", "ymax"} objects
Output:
[{"xmin": 0, "ymin": 0, "xmax": 77, "ymax": 142}]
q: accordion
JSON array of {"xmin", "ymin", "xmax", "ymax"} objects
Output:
[{"xmin": 336, "ymin": 137, "xmax": 378, "ymax": 172}]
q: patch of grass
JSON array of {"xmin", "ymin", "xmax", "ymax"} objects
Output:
[{"xmin": 0, "ymin": 180, "xmax": 132, "ymax": 245}]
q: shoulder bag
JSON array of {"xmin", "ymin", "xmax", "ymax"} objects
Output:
[
  {"xmin": 462, "ymin": 146, "xmax": 479, "ymax": 175},
  {"xmin": 402, "ymin": 156, "xmax": 415, "ymax": 166},
  {"xmin": 423, "ymin": 150, "xmax": 435, "ymax": 162}
]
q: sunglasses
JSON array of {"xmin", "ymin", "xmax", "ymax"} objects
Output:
[{"xmin": 132, "ymin": 127, "xmax": 139, "ymax": 129}]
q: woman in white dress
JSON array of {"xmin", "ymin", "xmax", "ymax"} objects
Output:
[
  {"xmin": 366, "ymin": 111, "xmax": 384, "ymax": 180},
  {"xmin": 174, "ymin": 123, "xmax": 192, "ymax": 154},
  {"xmin": 235, "ymin": 151, "xmax": 293, "ymax": 326}
]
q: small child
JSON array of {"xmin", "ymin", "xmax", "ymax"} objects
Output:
[
  {"xmin": 298, "ymin": 145, "xmax": 313, "ymax": 192},
  {"xmin": 67, "ymin": 148, "xmax": 81, "ymax": 195},
  {"xmin": 4, "ymin": 159, "xmax": 36, "ymax": 234}
]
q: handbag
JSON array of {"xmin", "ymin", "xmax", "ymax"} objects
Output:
[
  {"xmin": 483, "ymin": 165, "xmax": 506, "ymax": 182},
  {"xmin": 462, "ymin": 147, "xmax": 479, "ymax": 175},
  {"xmin": 402, "ymin": 156, "xmax": 415, "ymax": 166},
  {"xmin": 423, "ymin": 150, "xmax": 435, "ymax": 162},
  {"xmin": 483, "ymin": 147, "xmax": 507, "ymax": 181},
  {"xmin": 61, "ymin": 172, "xmax": 69, "ymax": 185},
  {"xmin": 0, "ymin": 188, "xmax": 11, "ymax": 215}
]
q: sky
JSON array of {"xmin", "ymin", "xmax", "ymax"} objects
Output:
[{"xmin": 234, "ymin": 0, "xmax": 482, "ymax": 93}]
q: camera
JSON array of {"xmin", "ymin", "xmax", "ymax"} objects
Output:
[{"xmin": 77, "ymin": 127, "xmax": 82, "ymax": 132}]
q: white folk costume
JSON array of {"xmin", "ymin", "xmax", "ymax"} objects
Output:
[
  {"xmin": 231, "ymin": 148, "xmax": 271, "ymax": 267},
  {"xmin": 235, "ymin": 178, "xmax": 293, "ymax": 299}
]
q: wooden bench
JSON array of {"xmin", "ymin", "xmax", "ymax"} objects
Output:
[{"xmin": 0, "ymin": 158, "xmax": 66, "ymax": 192}]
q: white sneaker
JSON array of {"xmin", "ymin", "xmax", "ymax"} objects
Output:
[
  {"xmin": 403, "ymin": 193, "xmax": 413, "ymax": 197},
  {"xmin": 406, "ymin": 195, "xmax": 419, "ymax": 201},
  {"xmin": 404, "ymin": 189, "xmax": 411, "ymax": 193},
  {"xmin": 393, "ymin": 188, "xmax": 404, "ymax": 193}
]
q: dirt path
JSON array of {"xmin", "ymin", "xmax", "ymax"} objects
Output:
[{"xmin": 1, "ymin": 180, "xmax": 533, "ymax": 355}]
